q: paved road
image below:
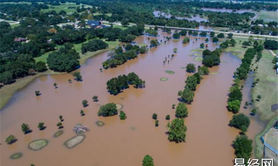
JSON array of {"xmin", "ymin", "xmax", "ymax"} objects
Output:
[
  {"xmin": 145, "ymin": 24, "xmax": 278, "ymax": 39},
  {"xmin": 102, "ymin": 21, "xmax": 278, "ymax": 40}
]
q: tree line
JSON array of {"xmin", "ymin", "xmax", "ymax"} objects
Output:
[{"xmin": 106, "ymin": 72, "xmax": 145, "ymax": 95}]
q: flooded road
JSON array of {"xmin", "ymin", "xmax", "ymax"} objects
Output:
[{"xmin": 1, "ymin": 32, "xmax": 246, "ymax": 166}]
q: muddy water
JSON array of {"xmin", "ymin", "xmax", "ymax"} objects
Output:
[
  {"xmin": 239, "ymin": 72, "xmax": 265, "ymax": 149},
  {"xmin": 1, "ymin": 33, "xmax": 242, "ymax": 166}
]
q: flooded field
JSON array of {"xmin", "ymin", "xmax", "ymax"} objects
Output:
[
  {"xmin": 0, "ymin": 32, "xmax": 259, "ymax": 166},
  {"xmin": 153, "ymin": 11, "xmax": 208, "ymax": 23}
]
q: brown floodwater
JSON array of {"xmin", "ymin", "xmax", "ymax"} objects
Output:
[{"xmin": 0, "ymin": 32, "xmax": 257, "ymax": 166}]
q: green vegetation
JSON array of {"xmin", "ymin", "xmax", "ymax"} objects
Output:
[
  {"xmin": 57, "ymin": 122, "xmax": 63, "ymax": 129},
  {"xmin": 252, "ymin": 50, "xmax": 278, "ymax": 121},
  {"xmin": 98, "ymin": 103, "xmax": 118, "ymax": 117},
  {"xmin": 198, "ymin": 66, "xmax": 209, "ymax": 75},
  {"xmin": 186, "ymin": 63, "xmax": 196, "ymax": 73},
  {"xmin": 106, "ymin": 72, "xmax": 145, "ymax": 95},
  {"xmin": 227, "ymin": 82, "xmax": 242, "ymax": 113},
  {"xmin": 150, "ymin": 39, "xmax": 159, "ymax": 47},
  {"xmin": 82, "ymin": 100, "xmax": 88, "ymax": 107},
  {"xmin": 168, "ymin": 118, "xmax": 187, "ymax": 143},
  {"xmin": 73, "ymin": 72, "xmax": 82, "ymax": 81},
  {"xmin": 160, "ymin": 77, "xmax": 168, "ymax": 81},
  {"xmin": 152, "ymin": 113, "xmax": 157, "ymax": 120},
  {"xmin": 81, "ymin": 39, "xmax": 108, "ymax": 54},
  {"xmin": 92, "ymin": 96, "xmax": 99, "ymax": 102},
  {"xmin": 264, "ymin": 40, "xmax": 278, "ymax": 50},
  {"xmin": 10, "ymin": 152, "xmax": 23, "ymax": 160},
  {"xmin": 173, "ymin": 32, "xmax": 180, "ymax": 39},
  {"xmin": 119, "ymin": 111, "xmax": 127, "ymax": 120},
  {"xmin": 229, "ymin": 114, "xmax": 250, "ymax": 132},
  {"xmin": 5, "ymin": 135, "xmax": 17, "ymax": 144},
  {"xmin": 53, "ymin": 130, "xmax": 64, "ymax": 138},
  {"xmin": 178, "ymin": 88, "xmax": 194, "ymax": 104},
  {"xmin": 233, "ymin": 135, "xmax": 252, "ymax": 162},
  {"xmin": 234, "ymin": 48, "xmax": 257, "ymax": 80},
  {"xmin": 202, "ymin": 49, "xmax": 221, "ymax": 67},
  {"xmin": 166, "ymin": 115, "xmax": 170, "ymax": 120},
  {"xmin": 257, "ymin": 10, "xmax": 278, "ymax": 22},
  {"xmin": 38, "ymin": 122, "xmax": 46, "ymax": 130},
  {"xmin": 182, "ymin": 37, "xmax": 190, "ymax": 44},
  {"xmin": 35, "ymin": 90, "xmax": 41, "ymax": 96},
  {"xmin": 47, "ymin": 46, "xmax": 80, "ymax": 72},
  {"xmin": 103, "ymin": 45, "xmax": 146, "ymax": 69},
  {"xmin": 175, "ymin": 102, "xmax": 188, "ymax": 118},
  {"xmin": 255, "ymin": 116, "xmax": 278, "ymax": 158},
  {"xmin": 64, "ymin": 135, "xmax": 86, "ymax": 149},
  {"xmin": 21, "ymin": 123, "xmax": 31, "ymax": 134},
  {"xmin": 145, "ymin": 28, "xmax": 158, "ymax": 36},
  {"xmin": 155, "ymin": 120, "xmax": 159, "ymax": 127},
  {"xmin": 80, "ymin": 110, "xmax": 85, "ymax": 116},
  {"xmin": 142, "ymin": 155, "xmax": 154, "ymax": 166},
  {"xmin": 28, "ymin": 139, "xmax": 49, "ymax": 151},
  {"xmin": 96, "ymin": 120, "xmax": 105, "ymax": 127},
  {"xmin": 165, "ymin": 70, "xmax": 175, "ymax": 75}
]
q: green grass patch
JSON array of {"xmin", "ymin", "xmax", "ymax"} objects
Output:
[
  {"xmin": 254, "ymin": 116, "xmax": 278, "ymax": 158},
  {"xmin": 252, "ymin": 50, "xmax": 278, "ymax": 121},
  {"xmin": 96, "ymin": 120, "xmax": 105, "ymax": 127},
  {"xmin": 28, "ymin": 139, "xmax": 49, "ymax": 151},
  {"xmin": 41, "ymin": 2, "xmax": 88, "ymax": 14},
  {"xmin": 194, "ymin": 56, "xmax": 203, "ymax": 62},
  {"xmin": 165, "ymin": 70, "xmax": 175, "ymax": 74},
  {"xmin": 225, "ymin": 37, "xmax": 248, "ymax": 59},
  {"xmin": 53, "ymin": 130, "xmax": 64, "ymax": 138},
  {"xmin": 10, "ymin": 152, "xmax": 23, "ymax": 160},
  {"xmin": 160, "ymin": 77, "xmax": 168, "ymax": 81},
  {"xmin": 64, "ymin": 135, "xmax": 86, "ymax": 149},
  {"xmin": 257, "ymin": 10, "xmax": 278, "ymax": 22}
]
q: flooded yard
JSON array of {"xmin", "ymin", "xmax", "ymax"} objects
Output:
[{"xmin": 0, "ymin": 32, "xmax": 255, "ymax": 166}]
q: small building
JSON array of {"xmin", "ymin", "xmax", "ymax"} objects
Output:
[
  {"xmin": 87, "ymin": 20, "xmax": 101, "ymax": 28},
  {"xmin": 14, "ymin": 37, "xmax": 27, "ymax": 42}
]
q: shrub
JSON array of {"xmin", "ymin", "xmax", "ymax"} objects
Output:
[
  {"xmin": 165, "ymin": 115, "xmax": 170, "ymax": 120},
  {"xmin": 155, "ymin": 120, "xmax": 159, "ymax": 127},
  {"xmin": 73, "ymin": 72, "xmax": 82, "ymax": 81},
  {"xmin": 229, "ymin": 113, "xmax": 250, "ymax": 132},
  {"xmin": 119, "ymin": 111, "xmax": 127, "ymax": 120},
  {"xmin": 35, "ymin": 61, "xmax": 47, "ymax": 72},
  {"xmin": 227, "ymin": 100, "xmax": 241, "ymax": 113},
  {"xmin": 233, "ymin": 135, "xmax": 252, "ymax": 161},
  {"xmin": 186, "ymin": 63, "xmax": 196, "ymax": 73}
]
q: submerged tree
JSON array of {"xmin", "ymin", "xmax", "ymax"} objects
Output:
[
  {"xmin": 38, "ymin": 122, "xmax": 46, "ymax": 130},
  {"xmin": 168, "ymin": 118, "xmax": 187, "ymax": 143},
  {"xmin": 98, "ymin": 103, "xmax": 118, "ymax": 117},
  {"xmin": 73, "ymin": 72, "xmax": 82, "ymax": 81},
  {"xmin": 142, "ymin": 155, "xmax": 154, "ymax": 166},
  {"xmin": 21, "ymin": 123, "xmax": 31, "ymax": 134},
  {"xmin": 175, "ymin": 103, "xmax": 188, "ymax": 118},
  {"xmin": 186, "ymin": 63, "xmax": 196, "ymax": 73},
  {"xmin": 5, "ymin": 135, "xmax": 17, "ymax": 144},
  {"xmin": 119, "ymin": 111, "xmax": 127, "ymax": 120},
  {"xmin": 82, "ymin": 100, "xmax": 88, "ymax": 107}
]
